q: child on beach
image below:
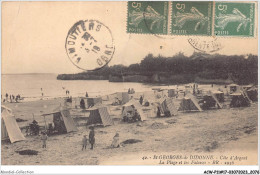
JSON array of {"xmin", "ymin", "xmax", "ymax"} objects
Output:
[
  {"xmin": 111, "ymin": 133, "xmax": 120, "ymax": 148},
  {"xmin": 41, "ymin": 132, "xmax": 48, "ymax": 148},
  {"xmin": 82, "ymin": 135, "xmax": 88, "ymax": 151}
]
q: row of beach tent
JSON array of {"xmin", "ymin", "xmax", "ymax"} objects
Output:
[{"xmin": 1, "ymin": 84, "xmax": 257, "ymax": 143}]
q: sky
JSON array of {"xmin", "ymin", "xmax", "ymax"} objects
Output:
[{"xmin": 2, "ymin": 1, "xmax": 258, "ymax": 74}]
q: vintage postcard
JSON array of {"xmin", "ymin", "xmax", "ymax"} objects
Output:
[{"xmin": 1, "ymin": 1, "xmax": 259, "ymax": 173}]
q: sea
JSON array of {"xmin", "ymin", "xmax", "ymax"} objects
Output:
[{"xmin": 1, "ymin": 73, "xmax": 193, "ymax": 102}]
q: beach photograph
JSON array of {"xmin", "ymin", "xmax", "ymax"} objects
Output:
[{"xmin": 1, "ymin": 1, "xmax": 258, "ymax": 166}]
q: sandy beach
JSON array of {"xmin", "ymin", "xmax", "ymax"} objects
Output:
[{"xmin": 1, "ymin": 90, "xmax": 258, "ymax": 165}]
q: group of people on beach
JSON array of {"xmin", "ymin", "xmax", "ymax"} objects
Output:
[
  {"xmin": 40, "ymin": 126, "xmax": 120, "ymax": 150},
  {"xmin": 2, "ymin": 93, "xmax": 21, "ymax": 103},
  {"xmin": 40, "ymin": 126, "xmax": 96, "ymax": 150},
  {"xmin": 81, "ymin": 127, "xmax": 95, "ymax": 151},
  {"xmin": 42, "ymin": 123, "xmax": 99, "ymax": 149}
]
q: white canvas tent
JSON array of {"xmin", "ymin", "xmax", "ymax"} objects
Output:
[
  {"xmin": 42, "ymin": 106, "xmax": 78, "ymax": 133},
  {"xmin": 1, "ymin": 105, "xmax": 26, "ymax": 143},
  {"xmin": 122, "ymin": 99, "xmax": 147, "ymax": 121},
  {"xmin": 116, "ymin": 92, "xmax": 130, "ymax": 104}
]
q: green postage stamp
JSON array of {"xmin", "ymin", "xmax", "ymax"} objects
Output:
[
  {"xmin": 127, "ymin": 1, "xmax": 256, "ymax": 37},
  {"xmin": 127, "ymin": 1, "xmax": 169, "ymax": 35},
  {"xmin": 214, "ymin": 2, "xmax": 255, "ymax": 37},
  {"xmin": 171, "ymin": 1, "xmax": 213, "ymax": 36}
]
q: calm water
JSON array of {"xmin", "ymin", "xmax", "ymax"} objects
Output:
[
  {"xmin": 1, "ymin": 74, "xmax": 186, "ymax": 101},
  {"xmin": 2, "ymin": 74, "xmax": 220, "ymax": 102}
]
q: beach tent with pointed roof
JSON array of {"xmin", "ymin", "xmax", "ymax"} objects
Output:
[
  {"xmin": 200, "ymin": 91, "xmax": 223, "ymax": 110},
  {"xmin": 1, "ymin": 105, "xmax": 26, "ymax": 143},
  {"xmin": 156, "ymin": 97, "xmax": 177, "ymax": 116},
  {"xmin": 247, "ymin": 86, "xmax": 258, "ymax": 102},
  {"xmin": 122, "ymin": 99, "xmax": 147, "ymax": 121},
  {"xmin": 211, "ymin": 90, "xmax": 225, "ymax": 103},
  {"xmin": 86, "ymin": 97, "xmax": 102, "ymax": 107},
  {"xmin": 230, "ymin": 92, "xmax": 251, "ymax": 108},
  {"xmin": 168, "ymin": 89, "xmax": 176, "ymax": 97},
  {"xmin": 116, "ymin": 92, "xmax": 129, "ymax": 104},
  {"xmin": 42, "ymin": 106, "xmax": 77, "ymax": 134},
  {"xmin": 141, "ymin": 91, "xmax": 157, "ymax": 104},
  {"xmin": 86, "ymin": 105, "xmax": 114, "ymax": 126},
  {"xmin": 178, "ymin": 94, "xmax": 203, "ymax": 112}
]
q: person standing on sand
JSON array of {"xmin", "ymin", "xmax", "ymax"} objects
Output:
[
  {"xmin": 139, "ymin": 95, "xmax": 143, "ymax": 105},
  {"xmin": 5, "ymin": 93, "xmax": 8, "ymax": 101},
  {"xmin": 82, "ymin": 135, "xmax": 88, "ymax": 151},
  {"xmin": 89, "ymin": 127, "xmax": 95, "ymax": 150},
  {"xmin": 41, "ymin": 132, "xmax": 48, "ymax": 148},
  {"xmin": 157, "ymin": 107, "xmax": 161, "ymax": 117}
]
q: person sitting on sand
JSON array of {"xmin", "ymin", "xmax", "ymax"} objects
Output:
[
  {"xmin": 111, "ymin": 133, "xmax": 120, "ymax": 148},
  {"xmin": 82, "ymin": 135, "xmax": 88, "ymax": 151},
  {"xmin": 89, "ymin": 127, "xmax": 95, "ymax": 150},
  {"xmin": 41, "ymin": 132, "xmax": 48, "ymax": 148}
]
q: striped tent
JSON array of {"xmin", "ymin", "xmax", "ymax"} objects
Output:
[
  {"xmin": 87, "ymin": 106, "xmax": 114, "ymax": 126},
  {"xmin": 157, "ymin": 98, "xmax": 177, "ymax": 116},
  {"xmin": 1, "ymin": 106, "xmax": 26, "ymax": 143}
]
